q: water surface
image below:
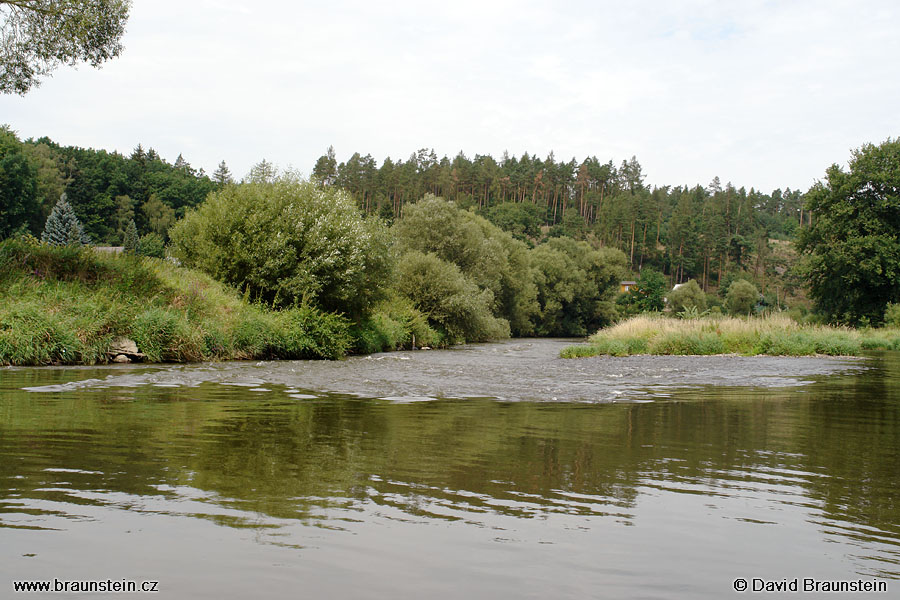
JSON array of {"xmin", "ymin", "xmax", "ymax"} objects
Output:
[{"xmin": 1, "ymin": 340, "xmax": 897, "ymax": 598}]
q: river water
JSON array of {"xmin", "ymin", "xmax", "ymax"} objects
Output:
[{"xmin": 1, "ymin": 339, "xmax": 898, "ymax": 598}]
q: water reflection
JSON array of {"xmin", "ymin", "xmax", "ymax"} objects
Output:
[{"xmin": 0, "ymin": 346, "xmax": 898, "ymax": 597}]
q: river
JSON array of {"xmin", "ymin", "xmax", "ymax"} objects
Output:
[{"xmin": 1, "ymin": 339, "xmax": 898, "ymax": 598}]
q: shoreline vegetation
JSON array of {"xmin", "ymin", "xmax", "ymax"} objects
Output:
[
  {"xmin": 0, "ymin": 239, "xmax": 430, "ymax": 366},
  {"xmin": 4, "ymin": 134, "xmax": 900, "ymax": 366},
  {"xmin": 561, "ymin": 314, "xmax": 900, "ymax": 359}
]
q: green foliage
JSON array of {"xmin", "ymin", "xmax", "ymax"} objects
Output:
[
  {"xmin": 548, "ymin": 211, "xmax": 589, "ymax": 240},
  {"xmin": 0, "ymin": 126, "xmax": 42, "ymax": 238},
  {"xmin": 170, "ymin": 172, "xmax": 393, "ymax": 318},
  {"xmin": 393, "ymin": 195, "xmax": 538, "ymax": 335},
  {"xmin": 884, "ymin": 303, "xmax": 900, "ymax": 328},
  {"xmin": 123, "ymin": 219, "xmax": 138, "ymax": 254},
  {"xmin": 480, "ymin": 202, "xmax": 544, "ymax": 242},
  {"xmin": 131, "ymin": 307, "xmax": 200, "ymax": 362},
  {"xmin": 41, "ymin": 194, "xmax": 89, "ymax": 246},
  {"xmin": 0, "ymin": 0, "xmax": 131, "ymax": 95},
  {"xmin": 618, "ymin": 269, "xmax": 667, "ymax": 316},
  {"xmin": 395, "ymin": 251, "xmax": 509, "ymax": 344},
  {"xmin": 725, "ymin": 279, "xmax": 758, "ymax": 315},
  {"xmin": 0, "ymin": 239, "xmax": 355, "ymax": 365},
  {"xmin": 268, "ymin": 306, "xmax": 352, "ymax": 360},
  {"xmin": 141, "ymin": 194, "xmax": 176, "ymax": 239},
  {"xmin": 0, "ymin": 238, "xmax": 157, "ymax": 296},
  {"xmin": 798, "ymin": 138, "xmax": 900, "ymax": 325},
  {"xmin": 315, "ymin": 147, "xmax": 803, "ymax": 296},
  {"xmin": 530, "ymin": 237, "xmax": 627, "ymax": 336},
  {"xmin": 676, "ymin": 305, "xmax": 710, "ymax": 320},
  {"xmin": 138, "ymin": 232, "xmax": 165, "ymax": 258},
  {"xmin": 0, "ymin": 136, "xmax": 218, "ymax": 244},
  {"xmin": 350, "ymin": 295, "xmax": 439, "ymax": 353},
  {"xmin": 667, "ymin": 279, "xmax": 706, "ymax": 313}
]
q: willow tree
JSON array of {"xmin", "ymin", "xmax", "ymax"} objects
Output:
[
  {"xmin": 1, "ymin": 0, "xmax": 131, "ymax": 94},
  {"xmin": 169, "ymin": 171, "xmax": 392, "ymax": 319}
]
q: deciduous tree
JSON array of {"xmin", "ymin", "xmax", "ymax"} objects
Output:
[
  {"xmin": 798, "ymin": 139, "xmax": 900, "ymax": 324},
  {"xmin": 1, "ymin": 0, "xmax": 131, "ymax": 94}
]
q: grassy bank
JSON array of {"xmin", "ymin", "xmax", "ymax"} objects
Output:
[
  {"xmin": 561, "ymin": 314, "xmax": 900, "ymax": 358},
  {"xmin": 0, "ymin": 239, "xmax": 366, "ymax": 365}
]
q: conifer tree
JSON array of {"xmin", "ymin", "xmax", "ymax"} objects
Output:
[
  {"xmin": 123, "ymin": 219, "xmax": 138, "ymax": 254},
  {"xmin": 213, "ymin": 160, "xmax": 233, "ymax": 185},
  {"xmin": 41, "ymin": 194, "xmax": 89, "ymax": 246}
]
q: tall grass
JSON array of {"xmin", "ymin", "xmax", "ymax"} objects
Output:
[
  {"xmin": 0, "ymin": 239, "xmax": 353, "ymax": 365},
  {"xmin": 560, "ymin": 313, "xmax": 900, "ymax": 358}
]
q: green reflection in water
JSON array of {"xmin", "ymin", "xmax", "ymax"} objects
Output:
[{"xmin": 1, "ymin": 354, "xmax": 899, "ymax": 590}]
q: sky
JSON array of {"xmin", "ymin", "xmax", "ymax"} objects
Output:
[{"xmin": 2, "ymin": 0, "xmax": 899, "ymax": 192}]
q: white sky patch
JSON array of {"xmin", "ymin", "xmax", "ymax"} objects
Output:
[{"xmin": 1, "ymin": 0, "xmax": 898, "ymax": 192}]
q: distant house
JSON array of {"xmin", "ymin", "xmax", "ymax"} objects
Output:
[
  {"xmin": 93, "ymin": 246, "xmax": 124, "ymax": 254},
  {"xmin": 619, "ymin": 280, "xmax": 637, "ymax": 293}
]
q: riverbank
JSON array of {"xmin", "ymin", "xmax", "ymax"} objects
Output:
[
  {"xmin": 561, "ymin": 314, "xmax": 900, "ymax": 358},
  {"xmin": 0, "ymin": 239, "xmax": 359, "ymax": 365}
]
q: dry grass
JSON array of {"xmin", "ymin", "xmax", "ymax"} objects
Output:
[{"xmin": 561, "ymin": 314, "xmax": 900, "ymax": 358}]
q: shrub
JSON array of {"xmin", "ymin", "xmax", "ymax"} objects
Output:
[
  {"xmin": 618, "ymin": 269, "xmax": 667, "ymax": 316},
  {"xmin": 123, "ymin": 219, "xmax": 139, "ymax": 254},
  {"xmin": 395, "ymin": 251, "xmax": 509, "ymax": 343},
  {"xmin": 350, "ymin": 296, "xmax": 439, "ymax": 353},
  {"xmin": 725, "ymin": 279, "xmax": 759, "ymax": 315},
  {"xmin": 884, "ymin": 303, "xmax": 900, "ymax": 327},
  {"xmin": 170, "ymin": 172, "xmax": 392, "ymax": 318},
  {"xmin": 668, "ymin": 279, "xmax": 706, "ymax": 313},
  {"xmin": 269, "ymin": 305, "xmax": 352, "ymax": 360},
  {"xmin": 394, "ymin": 195, "xmax": 538, "ymax": 335},
  {"xmin": 138, "ymin": 232, "xmax": 165, "ymax": 258}
]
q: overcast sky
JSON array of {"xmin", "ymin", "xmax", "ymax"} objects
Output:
[{"xmin": 2, "ymin": 0, "xmax": 898, "ymax": 192}]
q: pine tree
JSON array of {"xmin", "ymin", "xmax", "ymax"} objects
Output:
[
  {"xmin": 42, "ymin": 194, "xmax": 89, "ymax": 246},
  {"xmin": 123, "ymin": 219, "xmax": 138, "ymax": 254},
  {"xmin": 213, "ymin": 160, "xmax": 233, "ymax": 185}
]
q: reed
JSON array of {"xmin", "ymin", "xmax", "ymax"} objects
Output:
[{"xmin": 561, "ymin": 313, "xmax": 900, "ymax": 358}]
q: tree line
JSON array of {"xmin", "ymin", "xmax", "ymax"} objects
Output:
[
  {"xmin": 313, "ymin": 147, "xmax": 807, "ymax": 291},
  {"xmin": 0, "ymin": 126, "xmax": 224, "ymax": 244}
]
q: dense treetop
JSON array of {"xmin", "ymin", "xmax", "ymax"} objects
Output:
[
  {"xmin": 0, "ymin": 127, "xmax": 219, "ymax": 243},
  {"xmin": 798, "ymin": 138, "xmax": 900, "ymax": 325}
]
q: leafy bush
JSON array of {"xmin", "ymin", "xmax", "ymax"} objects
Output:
[
  {"xmin": 667, "ymin": 279, "xmax": 706, "ymax": 313},
  {"xmin": 269, "ymin": 306, "xmax": 352, "ymax": 360},
  {"xmin": 170, "ymin": 172, "xmax": 392, "ymax": 318},
  {"xmin": 394, "ymin": 195, "xmax": 538, "ymax": 335},
  {"xmin": 530, "ymin": 237, "xmax": 627, "ymax": 336},
  {"xmin": 618, "ymin": 269, "xmax": 667, "ymax": 316},
  {"xmin": 725, "ymin": 279, "xmax": 759, "ymax": 315},
  {"xmin": 138, "ymin": 232, "xmax": 165, "ymax": 258},
  {"xmin": 884, "ymin": 303, "xmax": 900, "ymax": 327},
  {"xmin": 395, "ymin": 251, "xmax": 509, "ymax": 344},
  {"xmin": 350, "ymin": 296, "xmax": 440, "ymax": 353}
]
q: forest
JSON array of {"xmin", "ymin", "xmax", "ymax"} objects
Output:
[
  {"xmin": 312, "ymin": 146, "xmax": 809, "ymax": 302},
  {"xmin": 1, "ymin": 126, "xmax": 807, "ymax": 296}
]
